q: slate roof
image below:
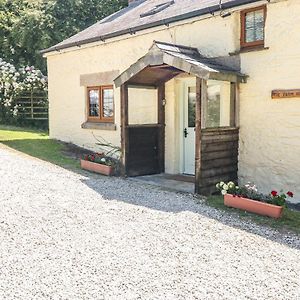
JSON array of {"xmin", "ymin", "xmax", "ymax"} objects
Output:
[
  {"xmin": 154, "ymin": 41, "xmax": 242, "ymax": 74},
  {"xmin": 42, "ymin": 0, "xmax": 261, "ymax": 54},
  {"xmin": 114, "ymin": 41, "xmax": 246, "ymax": 87}
]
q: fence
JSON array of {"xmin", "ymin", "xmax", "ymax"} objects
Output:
[{"xmin": 16, "ymin": 90, "xmax": 48, "ymax": 120}]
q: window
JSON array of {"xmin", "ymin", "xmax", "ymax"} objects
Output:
[
  {"xmin": 87, "ymin": 86, "xmax": 114, "ymax": 122},
  {"xmin": 140, "ymin": 1, "xmax": 174, "ymax": 18},
  {"xmin": 241, "ymin": 6, "xmax": 266, "ymax": 49},
  {"xmin": 188, "ymin": 87, "xmax": 196, "ymax": 128},
  {"xmin": 205, "ymin": 80, "xmax": 234, "ymax": 128}
]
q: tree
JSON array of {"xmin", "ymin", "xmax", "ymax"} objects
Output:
[{"xmin": 0, "ymin": 0, "xmax": 127, "ymax": 72}]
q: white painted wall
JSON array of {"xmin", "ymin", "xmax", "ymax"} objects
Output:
[
  {"xmin": 239, "ymin": 0, "xmax": 300, "ymax": 201},
  {"xmin": 46, "ymin": 0, "xmax": 300, "ymax": 201}
]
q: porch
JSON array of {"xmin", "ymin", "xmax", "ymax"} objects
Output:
[{"xmin": 114, "ymin": 41, "xmax": 246, "ymax": 195}]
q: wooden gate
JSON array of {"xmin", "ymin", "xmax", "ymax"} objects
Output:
[
  {"xmin": 16, "ymin": 90, "xmax": 48, "ymax": 120},
  {"xmin": 126, "ymin": 125, "xmax": 161, "ymax": 177}
]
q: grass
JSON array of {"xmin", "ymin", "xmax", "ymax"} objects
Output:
[
  {"xmin": 0, "ymin": 125, "xmax": 80, "ymax": 170},
  {"xmin": 206, "ymin": 195, "xmax": 300, "ymax": 235}
]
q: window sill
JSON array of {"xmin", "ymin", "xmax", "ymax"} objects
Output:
[
  {"xmin": 229, "ymin": 46, "xmax": 269, "ymax": 55},
  {"xmin": 81, "ymin": 122, "xmax": 116, "ymax": 131}
]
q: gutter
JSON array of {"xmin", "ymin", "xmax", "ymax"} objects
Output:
[{"xmin": 41, "ymin": 0, "xmax": 263, "ymax": 55}]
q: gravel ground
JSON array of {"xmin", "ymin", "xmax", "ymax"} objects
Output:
[{"xmin": 0, "ymin": 145, "xmax": 299, "ymax": 300}]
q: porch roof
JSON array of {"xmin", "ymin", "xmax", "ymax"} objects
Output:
[{"xmin": 114, "ymin": 41, "xmax": 247, "ymax": 87}]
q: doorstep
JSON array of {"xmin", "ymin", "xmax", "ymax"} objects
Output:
[{"xmin": 130, "ymin": 173, "xmax": 195, "ymax": 194}]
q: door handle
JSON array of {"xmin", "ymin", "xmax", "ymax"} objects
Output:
[{"xmin": 184, "ymin": 128, "xmax": 188, "ymax": 138}]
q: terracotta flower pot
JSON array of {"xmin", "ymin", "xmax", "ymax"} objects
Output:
[
  {"xmin": 80, "ymin": 159, "xmax": 113, "ymax": 176},
  {"xmin": 224, "ymin": 194, "xmax": 283, "ymax": 219}
]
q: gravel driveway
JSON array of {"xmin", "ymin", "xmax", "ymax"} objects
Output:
[{"xmin": 0, "ymin": 145, "xmax": 299, "ymax": 300}]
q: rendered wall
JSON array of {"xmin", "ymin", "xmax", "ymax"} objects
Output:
[
  {"xmin": 46, "ymin": 6, "xmax": 236, "ymax": 151},
  {"xmin": 238, "ymin": 0, "xmax": 300, "ymax": 201},
  {"xmin": 46, "ymin": 0, "xmax": 300, "ymax": 201}
]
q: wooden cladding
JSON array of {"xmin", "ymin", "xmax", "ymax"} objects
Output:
[
  {"xmin": 198, "ymin": 127, "xmax": 239, "ymax": 195},
  {"xmin": 195, "ymin": 78, "xmax": 203, "ymax": 194},
  {"xmin": 157, "ymin": 84, "xmax": 166, "ymax": 173},
  {"xmin": 120, "ymin": 84, "xmax": 129, "ymax": 176},
  {"xmin": 126, "ymin": 125, "xmax": 161, "ymax": 177}
]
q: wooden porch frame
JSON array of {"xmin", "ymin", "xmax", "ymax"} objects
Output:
[
  {"xmin": 120, "ymin": 78, "xmax": 240, "ymax": 194},
  {"xmin": 120, "ymin": 83, "xmax": 129, "ymax": 176},
  {"xmin": 118, "ymin": 41, "xmax": 244, "ymax": 192},
  {"xmin": 120, "ymin": 82, "xmax": 166, "ymax": 176},
  {"xmin": 195, "ymin": 78, "xmax": 203, "ymax": 194},
  {"xmin": 157, "ymin": 83, "xmax": 166, "ymax": 173}
]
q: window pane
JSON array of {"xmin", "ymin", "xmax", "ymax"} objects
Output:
[
  {"xmin": 206, "ymin": 81, "xmax": 231, "ymax": 128},
  {"xmin": 188, "ymin": 87, "xmax": 196, "ymax": 128},
  {"xmin": 128, "ymin": 88, "xmax": 157, "ymax": 124},
  {"xmin": 88, "ymin": 89, "xmax": 99, "ymax": 117},
  {"xmin": 102, "ymin": 88, "xmax": 114, "ymax": 118},
  {"xmin": 245, "ymin": 9, "xmax": 264, "ymax": 43},
  {"xmin": 206, "ymin": 83, "xmax": 221, "ymax": 128}
]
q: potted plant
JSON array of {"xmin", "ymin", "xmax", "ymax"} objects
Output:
[
  {"xmin": 81, "ymin": 153, "xmax": 115, "ymax": 176},
  {"xmin": 216, "ymin": 181, "xmax": 294, "ymax": 219}
]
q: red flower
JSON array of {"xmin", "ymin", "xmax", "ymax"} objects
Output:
[
  {"xmin": 90, "ymin": 155, "xmax": 95, "ymax": 161},
  {"xmin": 287, "ymin": 191, "xmax": 294, "ymax": 198},
  {"xmin": 271, "ymin": 191, "xmax": 278, "ymax": 197}
]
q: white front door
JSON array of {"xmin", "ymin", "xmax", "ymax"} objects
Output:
[{"xmin": 183, "ymin": 85, "xmax": 196, "ymax": 175}]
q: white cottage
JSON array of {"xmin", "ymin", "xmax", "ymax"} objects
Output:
[{"xmin": 42, "ymin": 0, "xmax": 300, "ymax": 200}]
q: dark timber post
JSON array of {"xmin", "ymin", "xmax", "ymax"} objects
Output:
[
  {"xmin": 120, "ymin": 83, "xmax": 129, "ymax": 176},
  {"xmin": 195, "ymin": 78, "xmax": 204, "ymax": 194},
  {"xmin": 230, "ymin": 82, "xmax": 236, "ymax": 127},
  {"xmin": 157, "ymin": 83, "xmax": 165, "ymax": 173}
]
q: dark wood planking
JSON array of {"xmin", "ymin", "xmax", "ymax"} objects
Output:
[
  {"xmin": 201, "ymin": 165, "xmax": 238, "ymax": 178},
  {"xmin": 194, "ymin": 77, "xmax": 203, "ymax": 194},
  {"xmin": 230, "ymin": 83, "xmax": 236, "ymax": 127},
  {"xmin": 201, "ymin": 157, "xmax": 238, "ymax": 170},
  {"xmin": 199, "ymin": 172, "xmax": 238, "ymax": 187},
  {"xmin": 202, "ymin": 133, "xmax": 239, "ymax": 143},
  {"xmin": 202, "ymin": 141, "xmax": 239, "ymax": 152},
  {"xmin": 126, "ymin": 126, "xmax": 160, "ymax": 177},
  {"xmin": 202, "ymin": 149, "xmax": 239, "ymax": 161},
  {"xmin": 198, "ymin": 128, "xmax": 239, "ymax": 195},
  {"xmin": 157, "ymin": 83, "xmax": 165, "ymax": 173},
  {"xmin": 120, "ymin": 83, "xmax": 129, "ymax": 176},
  {"xmin": 202, "ymin": 127, "xmax": 239, "ymax": 134},
  {"xmin": 128, "ymin": 66, "xmax": 181, "ymax": 86}
]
